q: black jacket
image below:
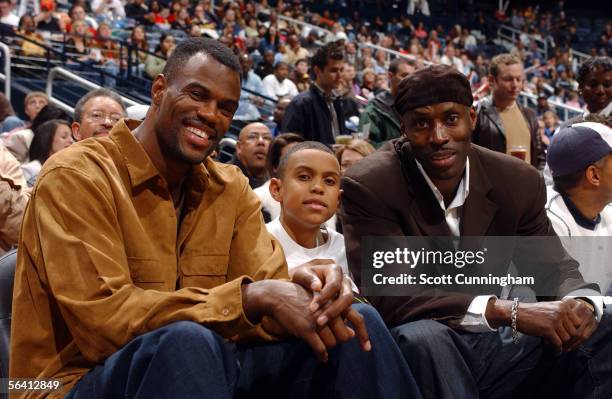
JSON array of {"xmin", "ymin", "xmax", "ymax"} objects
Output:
[
  {"xmin": 473, "ymin": 97, "xmax": 545, "ymax": 169},
  {"xmin": 280, "ymin": 86, "xmax": 354, "ymax": 145}
]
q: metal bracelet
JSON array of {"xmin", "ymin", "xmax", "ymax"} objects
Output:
[{"xmin": 511, "ymin": 297, "xmax": 520, "ymax": 345}]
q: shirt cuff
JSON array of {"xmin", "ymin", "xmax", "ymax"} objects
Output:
[
  {"xmin": 457, "ymin": 295, "xmax": 497, "ymax": 332},
  {"xmin": 564, "ymin": 291, "xmax": 604, "ymax": 322}
]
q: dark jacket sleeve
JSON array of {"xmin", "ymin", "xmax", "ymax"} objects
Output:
[
  {"xmin": 339, "ymin": 174, "xmax": 474, "ymax": 327},
  {"xmin": 280, "ymin": 97, "xmax": 305, "ymax": 136}
]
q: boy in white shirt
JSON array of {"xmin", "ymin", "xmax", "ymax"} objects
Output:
[{"xmin": 266, "ymin": 141, "xmax": 356, "ymax": 290}]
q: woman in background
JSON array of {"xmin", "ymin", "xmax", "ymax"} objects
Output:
[{"xmin": 21, "ymin": 120, "xmax": 73, "ymax": 186}]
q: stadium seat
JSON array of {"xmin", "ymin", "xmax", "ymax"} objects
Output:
[{"xmin": 0, "ymin": 249, "xmax": 17, "ymax": 380}]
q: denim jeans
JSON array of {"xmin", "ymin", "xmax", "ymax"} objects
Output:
[
  {"xmin": 67, "ymin": 304, "xmax": 422, "ymax": 399},
  {"xmin": 392, "ymin": 308, "xmax": 612, "ymax": 399}
]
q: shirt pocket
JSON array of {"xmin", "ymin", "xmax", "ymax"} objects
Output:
[
  {"xmin": 128, "ymin": 257, "xmax": 166, "ymax": 290},
  {"xmin": 181, "ymin": 254, "xmax": 229, "ymax": 289}
]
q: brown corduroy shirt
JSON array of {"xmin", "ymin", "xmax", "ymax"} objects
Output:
[{"xmin": 9, "ymin": 120, "xmax": 288, "ymax": 398}]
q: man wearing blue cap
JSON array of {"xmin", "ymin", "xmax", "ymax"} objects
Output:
[{"xmin": 546, "ymin": 121, "xmax": 612, "ymax": 295}]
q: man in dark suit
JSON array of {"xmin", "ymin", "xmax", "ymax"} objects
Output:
[{"xmin": 340, "ymin": 64, "xmax": 612, "ymax": 399}]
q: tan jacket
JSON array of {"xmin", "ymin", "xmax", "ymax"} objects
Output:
[
  {"xmin": 0, "ymin": 145, "xmax": 29, "ymax": 255},
  {"xmin": 10, "ymin": 120, "xmax": 288, "ymax": 397}
]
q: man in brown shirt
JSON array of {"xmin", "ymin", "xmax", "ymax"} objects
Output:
[{"xmin": 9, "ymin": 38, "xmax": 418, "ymax": 398}]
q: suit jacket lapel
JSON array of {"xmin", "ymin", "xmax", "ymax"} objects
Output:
[{"xmin": 461, "ymin": 147, "xmax": 498, "ymax": 236}]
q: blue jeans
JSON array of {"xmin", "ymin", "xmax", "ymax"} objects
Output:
[
  {"xmin": 392, "ymin": 308, "xmax": 612, "ymax": 399},
  {"xmin": 67, "ymin": 304, "xmax": 421, "ymax": 399},
  {"xmin": 0, "ymin": 115, "xmax": 24, "ymax": 133}
]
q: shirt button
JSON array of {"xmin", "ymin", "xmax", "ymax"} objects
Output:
[{"xmin": 221, "ymin": 308, "xmax": 230, "ymax": 316}]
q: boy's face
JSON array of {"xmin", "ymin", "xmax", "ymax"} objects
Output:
[{"xmin": 271, "ymin": 149, "xmax": 341, "ymax": 228}]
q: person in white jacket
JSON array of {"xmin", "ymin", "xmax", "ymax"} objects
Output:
[{"xmin": 546, "ymin": 121, "xmax": 612, "ymax": 296}]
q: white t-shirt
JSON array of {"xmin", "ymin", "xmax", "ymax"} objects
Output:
[
  {"xmin": 262, "ymin": 75, "xmax": 298, "ymax": 100},
  {"xmin": 0, "ymin": 12, "xmax": 19, "ymax": 27},
  {"xmin": 266, "ymin": 217, "xmax": 356, "ymax": 291}
]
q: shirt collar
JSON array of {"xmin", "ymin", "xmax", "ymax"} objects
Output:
[
  {"xmin": 415, "ymin": 157, "xmax": 470, "ymax": 212},
  {"xmin": 559, "ymin": 191, "xmax": 601, "ymax": 230},
  {"xmin": 110, "ymin": 119, "xmax": 210, "ymax": 190}
]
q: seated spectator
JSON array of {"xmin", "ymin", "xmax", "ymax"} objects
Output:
[
  {"xmin": 91, "ymin": 0, "xmax": 126, "ymax": 22},
  {"xmin": 235, "ymin": 53, "xmax": 265, "ymax": 122},
  {"xmin": 0, "ymin": 0, "xmax": 17, "ymax": 27},
  {"xmin": 259, "ymin": 25, "xmax": 280, "ymax": 54},
  {"xmin": 0, "ymin": 144, "xmax": 30, "ymax": 255},
  {"xmin": 543, "ymin": 110, "xmax": 559, "ymax": 139},
  {"xmin": 95, "ymin": 22, "xmax": 122, "ymax": 86},
  {"xmin": 254, "ymin": 133, "xmax": 304, "ymax": 222},
  {"xmin": 270, "ymin": 96, "xmax": 292, "ymax": 137},
  {"xmin": 18, "ymin": 14, "xmax": 47, "ymax": 57},
  {"xmin": 340, "ymin": 62, "xmax": 360, "ymax": 97},
  {"xmin": 291, "ymin": 58, "xmax": 311, "ymax": 93},
  {"xmin": 558, "ymin": 57, "xmax": 611, "ymax": 131},
  {"xmin": 234, "ymin": 122, "xmax": 273, "ymax": 189},
  {"xmin": 244, "ymin": 15, "xmax": 259, "ymax": 38},
  {"xmin": 283, "ymin": 34, "xmax": 309, "ymax": 67},
  {"xmin": 171, "ymin": 7, "xmax": 190, "ymax": 31},
  {"xmin": 360, "ymin": 68, "xmax": 376, "ymax": 100},
  {"xmin": 125, "ymin": 0, "xmax": 148, "ymax": 25},
  {"xmin": 255, "ymin": 49, "xmax": 276, "ymax": 80},
  {"xmin": 10, "ymin": 38, "xmax": 419, "ymax": 398},
  {"xmin": 127, "ymin": 25, "xmax": 149, "ymax": 75},
  {"xmin": 263, "ymin": 61, "xmax": 298, "ymax": 100},
  {"xmin": 65, "ymin": 4, "xmax": 97, "ymax": 34},
  {"xmin": 72, "ymin": 88, "xmax": 126, "ymax": 141},
  {"xmin": 546, "ymin": 121, "xmax": 612, "ymax": 294},
  {"xmin": 1, "ymin": 104, "xmax": 68, "ymax": 163},
  {"xmin": 145, "ymin": 33, "xmax": 174, "ymax": 79},
  {"xmin": 34, "ymin": 2, "xmax": 61, "ymax": 32},
  {"xmin": 191, "ymin": 2, "xmax": 218, "ymax": 32},
  {"xmin": 336, "ymin": 139, "xmax": 376, "ymax": 175},
  {"xmin": 0, "ymin": 92, "xmax": 24, "ymax": 133},
  {"xmin": 266, "ymin": 142, "xmax": 353, "ymax": 287},
  {"xmin": 65, "ymin": 20, "xmax": 100, "ymax": 66},
  {"xmin": 21, "ymin": 119, "xmax": 72, "ymax": 186},
  {"xmin": 23, "ymin": 92, "xmax": 49, "ymax": 127}
]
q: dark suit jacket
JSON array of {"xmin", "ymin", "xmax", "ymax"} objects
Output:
[
  {"xmin": 339, "ymin": 138, "xmax": 595, "ymax": 327},
  {"xmin": 280, "ymin": 86, "xmax": 352, "ymax": 145},
  {"xmin": 473, "ymin": 97, "xmax": 546, "ymax": 170}
]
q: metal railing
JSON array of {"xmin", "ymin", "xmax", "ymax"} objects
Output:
[
  {"xmin": 276, "ymin": 14, "xmax": 333, "ymax": 39},
  {"xmin": 571, "ymin": 48, "xmax": 590, "ymax": 69},
  {"xmin": 497, "ymin": 24, "xmax": 548, "ymax": 59},
  {"xmin": 357, "ymin": 42, "xmax": 433, "ymax": 66},
  {"xmin": 0, "ymin": 42, "xmax": 10, "ymax": 99},
  {"xmin": 46, "ymin": 67, "xmax": 143, "ymax": 114},
  {"xmin": 518, "ymin": 91, "xmax": 583, "ymax": 121}
]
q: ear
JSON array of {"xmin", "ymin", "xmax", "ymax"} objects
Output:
[
  {"xmin": 269, "ymin": 177, "xmax": 283, "ymax": 202},
  {"xmin": 313, "ymin": 65, "xmax": 321, "ymax": 79},
  {"xmin": 337, "ymin": 188, "xmax": 343, "ymax": 206},
  {"xmin": 71, "ymin": 121, "xmax": 81, "ymax": 141},
  {"xmin": 468, "ymin": 106, "xmax": 477, "ymax": 130},
  {"xmin": 586, "ymin": 165, "xmax": 601, "ymax": 187},
  {"xmin": 151, "ymin": 74, "xmax": 167, "ymax": 106}
]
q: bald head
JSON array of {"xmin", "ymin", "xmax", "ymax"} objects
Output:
[{"xmin": 237, "ymin": 122, "xmax": 273, "ymax": 177}]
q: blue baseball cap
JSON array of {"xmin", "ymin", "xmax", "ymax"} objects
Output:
[{"xmin": 547, "ymin": 122, "xmax": 612, "ymax": 177}]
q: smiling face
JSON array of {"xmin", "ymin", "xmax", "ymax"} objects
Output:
[
  {"xmin": 401, "ymin": 102, "xmax": 476, "ymax": 183},
  {"xmin": 150, "ymin": 53, "xmax": 240, "ymax": 166},
  {"xmin": 271, "ymin": 148, "xmax": 341, "ymax": 229}
]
